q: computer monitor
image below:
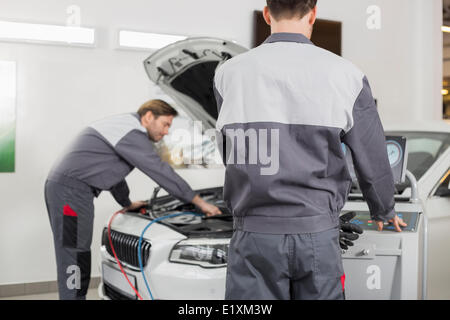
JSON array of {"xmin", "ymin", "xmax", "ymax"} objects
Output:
[{"xmin": 342, "ymin": 136, "xmax": 408, "ymax": 185}]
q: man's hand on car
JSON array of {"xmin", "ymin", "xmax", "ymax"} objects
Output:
[
  {"xmin": 123, "ymin": 200, "xmax": 147, "ymax": 212},
  {"xmin": 192, "ymin": 195, "xmax": 222, "ymax": 217},
  {"xmin": 339, "ymin": 211, "xmax": 364, "ymax": 250},
  {"xmin": 200, "ymin": 202, "xmax": 223, "ymax": 217},
  {"xmin": 376, "ymin": 214, "xmax": 407, "ymax": 232}
]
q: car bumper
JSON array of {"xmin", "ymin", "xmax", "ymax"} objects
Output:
[{"xmin": 99, "ymin": 245, "xmax": 227, "ymax": 300}]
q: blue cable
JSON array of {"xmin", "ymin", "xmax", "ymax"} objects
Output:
[{"xmin": 138, "ymin": 211, "xmax": 203, "ymax": 300}]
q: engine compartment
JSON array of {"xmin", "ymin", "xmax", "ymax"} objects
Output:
[{"xmin": 125, "ymin": 187, "xmax": 234, "ymax": 238}]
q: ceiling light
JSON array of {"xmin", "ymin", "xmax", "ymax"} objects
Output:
[
  {"xmin": 119, "ymin": 30, "xmax": 187, "ymax": 50},
  {"xmin": 442, "ymin": 26, "xmax": 450, "ymax": 33},
  {"xmin": 0, "ymin": 20, "xmax": 95, "ymax": 46}
]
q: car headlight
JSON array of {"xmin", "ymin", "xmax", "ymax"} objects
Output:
[{"xmin": 169, "ymin": 238, "xmax": 229, "ymax": 268}]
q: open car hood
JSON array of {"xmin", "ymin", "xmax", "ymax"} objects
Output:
[{"xmin": 143, "ymin": 37, "xmax": 248, "ymax": 129}]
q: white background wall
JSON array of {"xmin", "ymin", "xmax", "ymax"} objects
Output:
[{"xmin": 0, "ymin": 0, "xmax": 443, "ymax": 285}]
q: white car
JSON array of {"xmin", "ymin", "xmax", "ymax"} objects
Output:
[
  {"xmin": 99, "ymin": 37, "xmax": 244, "ymax": 300},
  {"xmin": 98, "ymin": 37, "xmax": 450, "ymax": 300},
  {"xmin": 385, "ymin": 122, "xmax": 450, "ymax": 299}
]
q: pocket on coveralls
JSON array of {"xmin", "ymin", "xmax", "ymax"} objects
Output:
[{"xmin": 63, "ymin": 204, "xmax": 78, "ymax": 248}]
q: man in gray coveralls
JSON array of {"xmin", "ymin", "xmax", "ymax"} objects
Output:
[
  {"xmin": 45, "ymin": 99, "xmax": 222, "ymax": 299},
  {"xmin": 213, "ymin": 0, "xmax": 406, "ymax": 300}
]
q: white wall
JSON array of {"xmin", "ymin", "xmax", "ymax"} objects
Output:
[
  {"xmin": 0, "ymin": 0, "xmax": 443, "ymax": 285},
  {"xmin": 320, "ymin": 0, "xmax": 443, "ymax": 122}
]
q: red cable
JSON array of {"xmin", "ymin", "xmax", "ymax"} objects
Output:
[{"xmin": 107, "ymin": 210, "xmax": 144, "ymax": 300}]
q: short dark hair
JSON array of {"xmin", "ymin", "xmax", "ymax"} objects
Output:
[
  {"xmin": 137, "ymin": 99, "xmax": 178, "ymax": 118},
  {"xmin": 266, "ymin": 0, "xmax": 317, "ymax": 20}
]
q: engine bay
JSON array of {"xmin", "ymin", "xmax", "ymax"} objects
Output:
[{"xmin": 126, "ymin": 187, "xmax": 233, "ymax": 238}]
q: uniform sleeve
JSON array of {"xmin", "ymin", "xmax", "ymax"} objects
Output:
[
  {"xmin": 114, "ymin": 130, "xmax": 197, "ymax": 204},
  {"xmin": 109, "ymin": 180, "xmax": 132, "ymax": 208},
  {"xmin": 213, "ymin": 80, "xmax": 223, "ymax": 114},
  {"xmin": 213, "ymin": 79, "xmax": 227, "ymax": 166},
  {"xmin": 342, "ymin": 76, "xmax": 396, "ymax": 222}
]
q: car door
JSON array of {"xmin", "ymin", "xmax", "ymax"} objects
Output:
[{"xmin": 425, "ymin": 164, "xmax": 450, "ymax": 299}]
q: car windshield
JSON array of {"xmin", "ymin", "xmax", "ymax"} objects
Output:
[{"xmin": 385, "ymin": 131, "xmax": 450, "ymax": 181}]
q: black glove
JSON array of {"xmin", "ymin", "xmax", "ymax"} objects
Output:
[{"xmin": 339, "ymin": 211, "xmax": 363, "ymax": 250}]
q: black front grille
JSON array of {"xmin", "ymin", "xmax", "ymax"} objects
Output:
[
  {"xmin": 104, "ymin": 283, "xmax": 136, "ymax": 300},
  {"xmin": 102, "ymin": 228, "xmax": 151, "ymax": 268}
]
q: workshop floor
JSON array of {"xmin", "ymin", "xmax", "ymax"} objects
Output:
[{"xmin": 0, "ymin": 288, "xmax": 100, "ymax": 300}]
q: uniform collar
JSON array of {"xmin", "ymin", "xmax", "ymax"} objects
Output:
[
  {"xmin": 132, "ymin": 112, "xmax": 141, "ymax": 121},
  {"xmin": 263, "ymin": 32, "xmax": 314, "ymax": 45}
]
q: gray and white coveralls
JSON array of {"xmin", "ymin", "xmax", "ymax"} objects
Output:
[
  {"xmin": 213, "ymin": 33, "xmax": 396, "ymax": 300},
  {"xmin": 44, "ymin": 112, "xmax": 196, "ymax": 299}
]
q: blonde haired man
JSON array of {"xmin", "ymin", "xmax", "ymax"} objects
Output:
[{"xmin": 45, "ymin": 99, "xmax": 221, "ymax": 299}]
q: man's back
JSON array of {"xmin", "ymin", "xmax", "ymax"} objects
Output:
[
  {"xmin": 49, "ymin": 112, "xmax": 196, "ymax": 204},
  {"xmin": 216, "ymin": 33, "xmax": 364, "ymax": 133},
  {"xmin": 214, "ymin": 33, "xmax": 395, "ymax": 234},
  {"xmin": 49, "ymin": 113, "xmax": 145, "ymax": 191}
]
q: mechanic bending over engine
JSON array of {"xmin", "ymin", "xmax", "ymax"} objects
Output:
[
  {"xmin": 213, "ymin": 0, "xmax": 406, "ymax": 300},
  {"xmin": 44, "ymin": 99, "xmax": 222, "ymax": 300}
]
